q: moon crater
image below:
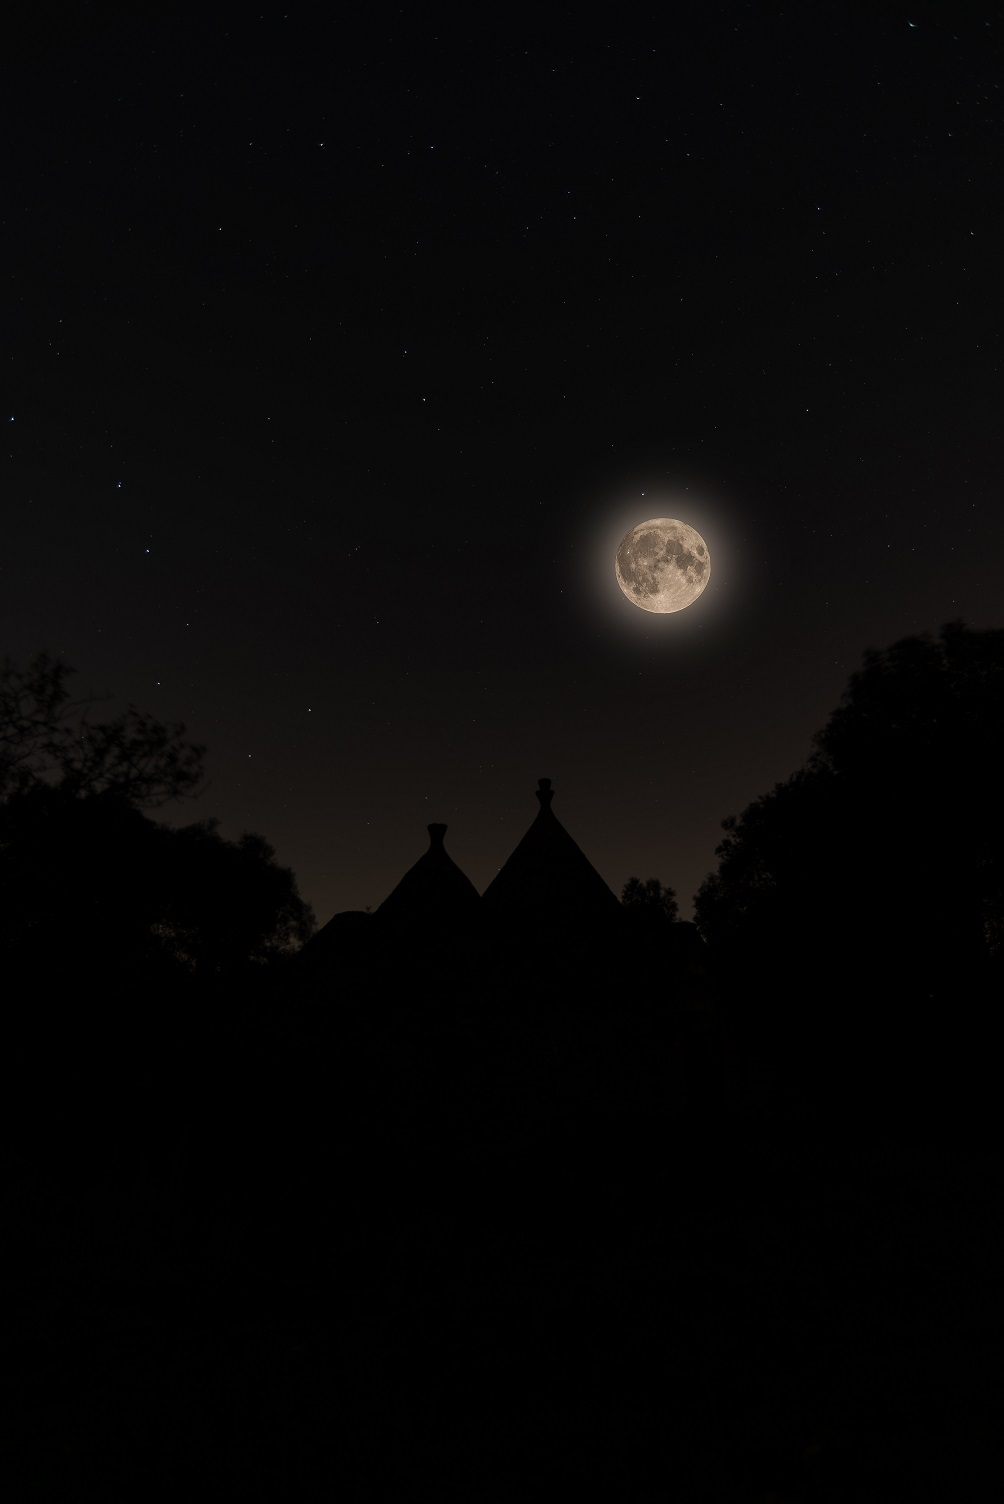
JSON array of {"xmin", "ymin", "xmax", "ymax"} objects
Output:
[{"xmin": 615, "ymin": 518, "xmax": 711, "ymax": 614}]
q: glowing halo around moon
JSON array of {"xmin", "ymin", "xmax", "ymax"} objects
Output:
[{"xmin": 615, "ymin": 517, "xmax": 711, "ymax": 613}]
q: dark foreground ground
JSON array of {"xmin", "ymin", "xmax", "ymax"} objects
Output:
[{"xmin": 3, "ymin": 977, "xmax": 1001, "ymax": 1501}]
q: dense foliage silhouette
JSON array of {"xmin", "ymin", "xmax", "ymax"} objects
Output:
[
  {"xmin": 694, "ymin": 620, "xmax": 1004, "ymax": 1115},
  {"xmin": 621, "ymin": 874, "xmax": 680, "ymax": 927},
  {"xmin": 0, "ymin": 654, "xmax": 315, "ymax": 1006}
]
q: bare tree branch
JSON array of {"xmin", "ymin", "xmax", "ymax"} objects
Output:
[{"xmin": 1, "ymin": 653, "xmax": 207, "ymax": 806}]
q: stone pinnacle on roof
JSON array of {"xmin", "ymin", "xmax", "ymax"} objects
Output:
[{"xmin": 376, "ymin": 821, "xmax": 481, "ymax": 926}]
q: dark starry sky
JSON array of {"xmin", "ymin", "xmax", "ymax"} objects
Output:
[{"xmin": 4, "ymin": 3, "xmax": 1002, "ymax": 923}]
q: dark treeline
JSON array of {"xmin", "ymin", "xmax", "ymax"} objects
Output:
[
  {"xmin": 3, "ymin": 628, "xmax": 1001, "ymax": 1498},
  {"xmin": 695, "ymin": 619, "xmax": 1003, "ymax": 1127}
]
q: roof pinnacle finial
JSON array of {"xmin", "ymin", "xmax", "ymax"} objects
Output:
[
  {"xmin": 535, "ymin": 778, "xmax": 553, "ymax": 809},
  {"xmin": 428, "ymin": 823, "xmax": 447, "ymax": 849}
]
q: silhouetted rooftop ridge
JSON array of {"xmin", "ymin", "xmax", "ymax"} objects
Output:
[
  {"xmin": 482, "ymin": 777, "xmax": 621, "ymax": 921},
  {"xmin": 376, "ymin": 820, "xmax": 481, "ymax": 924}
]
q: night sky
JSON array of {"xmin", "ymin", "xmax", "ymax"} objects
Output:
[{"xmin": 5, "ymin": 4, "xmax": 1002, "ymax": 925}]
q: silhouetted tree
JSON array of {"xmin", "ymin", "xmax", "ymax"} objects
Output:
[
  {"xmin": 0, "ymin": 655, "xmax": 314, "ymax": 1005},
  {"xmin": 0, "ymin": 784, "xmax": 315, "ymax": 992},
  {"xmin": 619, "ymin": 877, "xmax": 689, "ymax": 1019},
  {"xmin": 151, "ymin": 818, "xmax": 316, "ymax": 975},
  {"xmin": 696, "ymin": 622, "xmax": 1004, "ymax": 969},
  {"xmin": 0, "ymin": 650, "xmax": 205, "ymax": 805},
  {"xmin": 621, "ymin": 876, "xmax": 679, "ymax": 926},
  {"xmin": 692, "ymin": 768, "xmax": 840, "ymax": 961},
  {"xmin": 693, "ymin": 622, "xmax": 1004, "ymax": 1110}
]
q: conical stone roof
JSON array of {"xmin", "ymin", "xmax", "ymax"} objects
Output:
[
  {"xmin": 481, "ymin": 778, "xmax": 621, "ymax": 926},
  {"xmin": 376, "ymin": 823, "xmax": 481, "ymax": 928}
]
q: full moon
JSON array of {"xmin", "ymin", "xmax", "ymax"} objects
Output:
[{"xmin": 615, "ymin": 517, "xmax": 711, "ymax": 614}]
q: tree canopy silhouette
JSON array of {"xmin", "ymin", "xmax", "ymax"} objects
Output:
[
  {"xmin": 621, "ymin": 876, "xmax": 679, "ymax": 927},
  {"xmin": 695, "ymin": 620, "xmax": 1004, "ymax": 992},
  {"xmin": 151, "ymin": 818, "xmax": 316, "ymax": 975},
  {"xmin": 1, "ymin": 651, "xmax": 205, "ymax": 806},
  {"xmin": 0, "ymin": 655, "xmax": 314, "ymax": 996}
]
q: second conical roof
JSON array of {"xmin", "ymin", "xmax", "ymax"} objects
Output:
[
  {"xmin": 376, "ymin": 823, "xmax": 481, "ymax": 927},
  {"xmin": 482, "ymin": 779, "xmax": 621, "ymax": 923}
]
